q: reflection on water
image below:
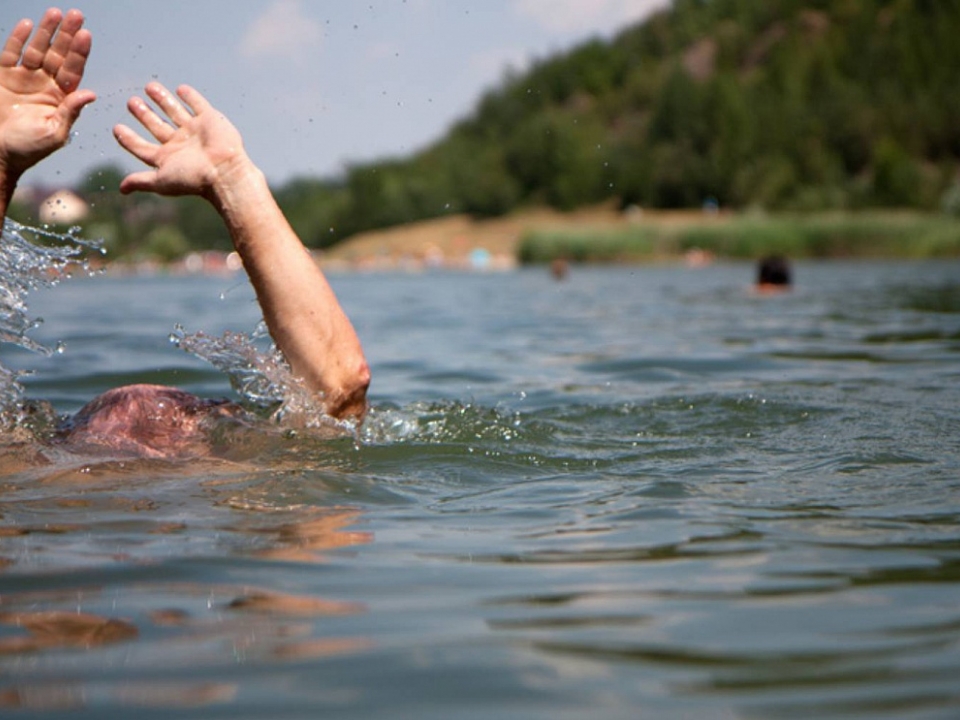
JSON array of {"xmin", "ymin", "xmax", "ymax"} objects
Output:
[
  {"xmin": 0, "ymin": 565, "xmax": 370, "ymax": 711},
  {"xmin": 0, "ymin": 465, "xmax": 374, "ymax": 713},
  {"xmin": 0, "ymin": 610, "xmax": 139, "ymax": 654},
  {"xmin": 0, "ymin": 257, "xmax": 959, "ymax": 717}
]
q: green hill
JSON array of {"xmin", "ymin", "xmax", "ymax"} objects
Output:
[
  {"xmin": 321, "ymin": 0, "xmax": 960, "ymax": 243},
  {"xmin": 25, "ymin": 0, "xmax": 960, "ymax": 260}
]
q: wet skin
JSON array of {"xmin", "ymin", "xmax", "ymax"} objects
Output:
[{"xmin": 56, "ymin": 384, "xmax": 242, "ymax": 459}]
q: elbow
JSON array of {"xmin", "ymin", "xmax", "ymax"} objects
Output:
[{"xmin": 327, "ymin": 358, "xmax": 371, "ymax": 423}]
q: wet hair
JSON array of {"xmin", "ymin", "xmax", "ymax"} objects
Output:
[
  {"xmin": 56, "ymin": 384, "xmax": 240, "ymax": 459},
  {"xmin": 757, "ymin": 255, "xmax": 792, "ymax": 287}
]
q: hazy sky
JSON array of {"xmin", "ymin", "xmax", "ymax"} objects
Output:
[{"xmin": 6, "ymin": 0, "xmax": 669, "ymax": 189}]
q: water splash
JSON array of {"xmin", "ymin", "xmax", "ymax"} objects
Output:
[
  {"xmin": 359, "ymin": 401, "xmax": 526, "ymax": 446},
  {"xmin": 170, "ymin": 322, "xmax": 350, "ymax": 432},
  {"xmin": 0, "ymin": 217, "xmax": 344, "ymax": 436},
  {"xmin": 0, "ymin": 219, "xmax": 103, "ymax": 425}
]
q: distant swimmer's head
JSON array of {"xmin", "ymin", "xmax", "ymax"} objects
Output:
[
  {"xmin": 56, "ymin": 384, "xmax": 242, "ymax": 459},
  {"xmin": 756, "ymin": 255, "xmax": 792, "ymax": 292}
]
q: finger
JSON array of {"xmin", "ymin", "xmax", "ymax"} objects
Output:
[
  {"xmin": 126, "ymin": 95, "xmax": 175, "ymax": 142},
  {"xmin": 60, "ymin": 88, "xmax": 96, "ymax": 124},
  {"xmin": 113, "ymin": 123, "xmax": 160, "ymax": 166},
  {"xmin": 0, "ymin": 18, "xmax": 33, "ymax": 67},
  {"xmin": 118, "ymin": 169, "xmax": 159, "ymax": 195},
  {"xmin": 21, "ymin": 8, "xmax": 62, "ymax": 70},
  {"xmin": 176, "ymin": 84, "xmax": 213, "ymax": 115},
  {"xmin": 43, "ymin": 8, "xmax": 85, "ymax": 77},
  {"xmin": 145, "ymin": 81, "xmax": 194, "ymax": 127},
  {"xmin": 55, "ymin": 27, "xmax": 92, "ymax": 92}
]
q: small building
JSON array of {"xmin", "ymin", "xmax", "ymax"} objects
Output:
[{"xmin": 39, "ymin": 189, "xmax": 89, "ymax": 226}]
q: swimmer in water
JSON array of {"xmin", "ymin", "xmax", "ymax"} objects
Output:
[
  {"xmin": 0, "ymin": 8, "xmax": 370, "ymax": 458},
  {"xmin": 755, "ymin": 254, "xmax": 793, "ymax": 293}
]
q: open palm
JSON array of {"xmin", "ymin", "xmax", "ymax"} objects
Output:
[
  {"xmin": 0, "ymin": 9, "xmax": 95, "ymax": 176},
  {"xmin": 114, "ymin": 82, "xmax": 247, "ymax": 200}
]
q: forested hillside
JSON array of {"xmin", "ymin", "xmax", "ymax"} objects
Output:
[
  {"xmin": 332, "ymin": 0, "xmax": 960, "ymax": 231},
  {"xmin": 19, "ymin": 0, "xmax": 960, "ymax": 257}
]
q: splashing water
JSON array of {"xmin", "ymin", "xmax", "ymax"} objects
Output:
[
  {"xmin": 170, "ymin": 322, "xmax": 349, "ymax": 432},
  {"xmin": 1, "ymin": 218, "xmax": 347, "ymax": 438},
  {"xmin": 0, "ymin": 219, "xmax": 103, "ymax": 425}
]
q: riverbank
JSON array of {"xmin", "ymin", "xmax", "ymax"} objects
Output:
[
  {"xmin": 316, "ymin": 202, "xmax": 658, "ymax": 271},
  {"xmin": 93, "ymin": 206, "xmax": 620, "ymax": 276},
  {"xmin": 318, "ymin": 206, "xmax": 960, "ymax": 271},
  {"xmin": 519, "ymin": 210, "xmax": 960, "ymax": 264},
  {"xmin": 91, "ymin": 206, "xmax": 960, "ymax": 275}
]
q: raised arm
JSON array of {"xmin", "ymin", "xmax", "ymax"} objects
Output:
[
  {"xmin": 0, "ymin": 7, "xmax": 95, "ymax": 216},
  {"xmin": 113, "ymin": 83, "xmax": 370, "ymax": 421}
]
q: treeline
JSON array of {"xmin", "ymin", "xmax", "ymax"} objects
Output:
[
  {"xmin": 12, "ymin": 0, "xmax": 960, "ymax": 258},
  {"xmin": 324, "ymin": 0, "xmax": 960, "ymax": 231}
]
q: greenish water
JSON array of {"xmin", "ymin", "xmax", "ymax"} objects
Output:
[{"xmin": 1, "ymin": 258, "xmax": 959, "ymax": 719}]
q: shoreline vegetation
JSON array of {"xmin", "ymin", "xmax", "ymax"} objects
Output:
[
  {"xmin": 87, "ymin": 206, "xmax": 960, "ymax": 275},
  {"xmin": 515, "ymin": 208, "xmax": 960, "ymax": 265}
]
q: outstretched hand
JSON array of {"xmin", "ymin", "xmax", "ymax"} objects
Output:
[
  {"xmin": 114, "ymin": 82, "xmax": 248, "ymax": 200},
  {"xmin": 0, "ymin": 8, "xmax": 95, "ymax": 178}
]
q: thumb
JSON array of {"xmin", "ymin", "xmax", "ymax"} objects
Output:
[
  {"xmin": 119, "ymin": 170, "xmax": 158, "ymax": 195},
  {"xmin": 60, "ymin": 89, "xmax": 97, "ymax": 127}
]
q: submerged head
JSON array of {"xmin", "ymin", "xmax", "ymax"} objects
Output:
[{"xmin": 57, "ymin": 384, "xmax": 240, "ymax": 459}]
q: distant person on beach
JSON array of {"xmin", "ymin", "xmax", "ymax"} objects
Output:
[
  {"xmin": 0, "ymin": 8, "xmax": 370, "ymax": 457},
  {"xmin": 755, "ymin": 255, "xmax": 792, "ymax": 293}
]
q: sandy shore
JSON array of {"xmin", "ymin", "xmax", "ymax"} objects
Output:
[
  {"xmin": 317, "ymin": 203, "xmax": 712, "ymax": 271},
  {"xmin": 96, "ymin": 204, "xmax": 725, "ymax": 276}
]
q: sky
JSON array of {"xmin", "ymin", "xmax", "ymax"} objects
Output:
[{"xmin": 6, "ymin": 0, "xmax": 670, "ymax": 189}]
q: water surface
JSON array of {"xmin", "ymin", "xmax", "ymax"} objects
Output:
[{"xmin": 1, "ymin": 260, "xmax": 959, "ymax": 719}]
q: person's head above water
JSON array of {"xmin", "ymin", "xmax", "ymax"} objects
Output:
[
  {"xmin": 756, "ymin": 255, "xmax": 792, "ymax": 292},
  {"xmin": 56, "ymin": 384, "xmax": 242, "ymax": 459},
  {"xmin": 1, "ymin": 8, "xmax": 370, "ymax": 458}
]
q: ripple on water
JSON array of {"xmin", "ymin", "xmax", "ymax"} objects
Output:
[{"xmin": 0, "ymin": 262, "xmax": 958, "ymax": 717}]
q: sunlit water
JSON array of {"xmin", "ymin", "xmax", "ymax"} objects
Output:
[{"xmin": 0, "ymin": 236, "xmax": 959, "ymax": 718}]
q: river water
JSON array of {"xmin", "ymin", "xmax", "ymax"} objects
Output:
[{"xmin": 0, "ymin": 255, "xmax": 959, "ymax": 719}]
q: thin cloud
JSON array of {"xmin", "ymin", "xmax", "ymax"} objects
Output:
[
  {"xmin": 514, "ymin": 0, "xmax": 669, "ymax": 35},
  {"xmin": 241, "ymin": 0, "xmax": 323, "ymax": 62}
]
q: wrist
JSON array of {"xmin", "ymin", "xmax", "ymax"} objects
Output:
[
  {"xmin": 205, "ymin": 154, "xmax": 277, "ymax": 250},
  {"xmin": 0, "ymin": 159, "xmax": 24, "ymax": 210},
  {"xmin": 206, "ymin": 152, "xmax": 264, "ymax": 207}
]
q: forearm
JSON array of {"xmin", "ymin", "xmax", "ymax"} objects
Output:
[
  {"xmin": 111, "ymin": 82, "xmax": 368, "ymax": 420},
  {"xmin": 210, "ymin": 157, "xmax": 370, "ymax": 420},
  {"xmin": 0, "ymin": 162, "xmax": 22, "ymax": 222}
]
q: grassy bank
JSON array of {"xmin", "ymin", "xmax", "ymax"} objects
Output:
[{"xmin": 517, "ymin": 212, "xmax": 960, "ymax": 264}]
